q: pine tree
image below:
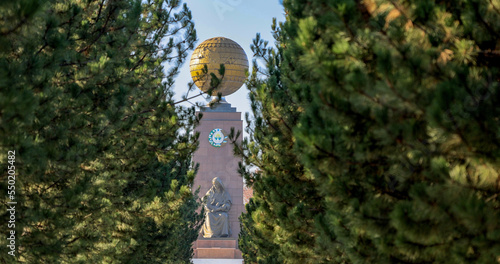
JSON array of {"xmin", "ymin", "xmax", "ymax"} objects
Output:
[
  {"xmin": 281, "ymin": 0, "xmax": 500, "ymax": 263},
  {"xmin": 0, "ymin": 0, "xmax": 202, "ymax": 263},
  {"xmin": 233, "ymin": 27, "xmax": 335, "ymax": 262}
]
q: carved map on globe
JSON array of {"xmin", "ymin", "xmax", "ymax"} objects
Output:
[{"xmin": 189, "ymin": 37, "xmax": 249, "ymax": 96}]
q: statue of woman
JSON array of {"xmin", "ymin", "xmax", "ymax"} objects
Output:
[{"xmin": 202, "ymin": 177, "xmax": 232, "ymax": 238}]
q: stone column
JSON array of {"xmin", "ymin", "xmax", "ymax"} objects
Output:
[{"xmin": 192, "ymin": 103, "xmax": 244, "ymax": 259}]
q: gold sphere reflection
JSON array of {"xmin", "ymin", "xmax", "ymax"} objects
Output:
[{"xmin": 190, "ymin": 37, "xmax": 248, "ymax": 96}]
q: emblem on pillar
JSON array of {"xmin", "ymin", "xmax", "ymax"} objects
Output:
[{"xmin": 208, "ymin": 128, "xmax": 228, "ymax": 147}]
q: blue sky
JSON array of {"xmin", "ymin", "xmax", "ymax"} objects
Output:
[{"xmin": 171, "ymin": 0, "xmax": 286, "ymax": 136}]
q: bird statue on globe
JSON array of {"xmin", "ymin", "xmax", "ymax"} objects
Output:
[{"xmin": 189, "ymin": 37, "xmax": 248, "ymax": 104}]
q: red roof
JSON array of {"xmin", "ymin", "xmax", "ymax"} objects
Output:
[{"xmin": 243, "ymin": 185, "xmax": 253, "ymax": 205}]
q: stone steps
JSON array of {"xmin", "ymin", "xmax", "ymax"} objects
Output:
[
  {"xmin": 193, "ymin": 239, "xmax": 242, "ymax": 259},
  {"xmin": 194, "ymin": 248, "xmax": 242, "ymax": 259}
]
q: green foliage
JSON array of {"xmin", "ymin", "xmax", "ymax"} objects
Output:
[
  {"xmin": 239, "ymin": 198, "xmax": 283, "ymax": 264},
  {"xmin": 0, "ymin": 0, "xmax": 202, "ymax": 263},
  {"xmin": 233, "ymin": 26, "xmax": 335, "ymax": 262},
  {"xmin": 283, "ymin": 0, "xmax": 500, "ymax": 263},
  {"xmin": 238, "ymin": 0, "xmax": 500, "ymax": 263}
]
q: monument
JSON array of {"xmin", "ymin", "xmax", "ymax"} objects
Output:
[{"xmin": 190, "ymin": 37, "xmax": 248, "ymax": 260}]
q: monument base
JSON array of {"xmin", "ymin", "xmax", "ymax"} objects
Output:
[
  {"xmin": 193, "ymin": 239, "xmax": 242, "ymax": 259},
  {"xmin": 192, "ymin": 259, "xmax": 243, "ymax": 264}
]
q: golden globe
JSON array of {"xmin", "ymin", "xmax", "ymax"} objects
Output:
[{"xmin": 189, "ymin": 37, "xmax": 249, "ymax": 96}]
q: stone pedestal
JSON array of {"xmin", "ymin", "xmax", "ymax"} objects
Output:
[
  {"xmin": 193, "ymin": 239, "xmax": 242, "ymax": 259},
  {"xmin": 192, "ymin": 103, "xmax": 243, "ymax": 259}
]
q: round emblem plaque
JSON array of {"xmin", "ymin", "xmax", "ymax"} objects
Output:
[{"xmin": 208, "ymin": 128, "xmax": 228, "ymax": 147}]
